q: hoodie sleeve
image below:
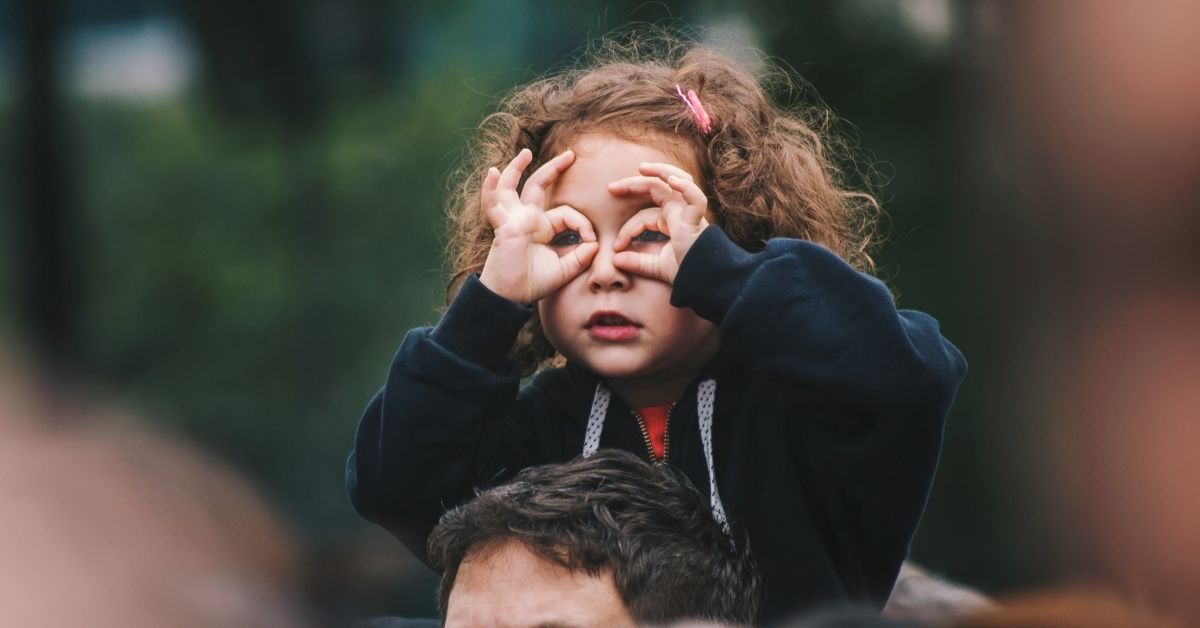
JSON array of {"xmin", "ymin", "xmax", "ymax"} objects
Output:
[
  {"xmin": 346, "ymin": 274, "xmax": 537, "ymax": 563},
  {"xmin": 672, "ymin": 225, "xmax": 967, "ymax": 605},
  {"xmin": 673, "ymin": 226, "xmax": 966, "ymax": 404}
]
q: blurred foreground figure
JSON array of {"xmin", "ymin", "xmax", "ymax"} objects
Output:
[
  {"xmin": 996, "ymin": 0, "xmax": 1200, "ymax": 622},
  {"xmin": 883, "ymin": 562, "xmax": 994, "ymax": 623},
  {"xmin": 426, "ymin": 449, "xmax": 760, "ymax": 627},
  {"xmin": 957, "ymin": 588, "xmax": 1180, "ymax": 628},
  {"xmin": 0, "ymin": 358, "xmax": 308, "ymax": 628}
]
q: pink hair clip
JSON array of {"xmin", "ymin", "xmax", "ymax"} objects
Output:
[{"xmin": 675, "ymin": 84, "xmax": 713, "ymax": 135}]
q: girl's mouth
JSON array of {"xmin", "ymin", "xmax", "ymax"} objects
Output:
[{"xmin": 586, "ymin": 311, "xmax": 641, "ymax": 341}]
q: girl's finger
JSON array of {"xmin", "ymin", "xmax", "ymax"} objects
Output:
[
  {"xmin": 521, "ymin": 150, "xmax": 575, "ymax": 208},
  {"xmin": 481, "ymin": 167, "xmax": 499, "ymax": 202},
  {"xmin": 614, "ymin": 207, "xmax": 667, "ymax": 251},
  {"xmin": 608, "ymin": 176, "xmax": 678, "ymax": 207},
  {"xmin": 612, "ymin": 250, "xmax": 668, "ymax": 282},
  {"xmin": 558, "ymin": 242, "xmax": 599, "ymax": 279},
  {"xmin": 639, "ymin": 162, "xmax": 695, "ymax": 183},
  {"xmin": 666, "ymin": 175, "xmax": 709, "ymax": 226},
  {"xmin": 544, "ymin": 205, "xmax": 597, "ymax": 242},
  {"xmin": 497, "ymin": 148, "xmax": 534, "ymax": 192},
  {"xmin": 480, "ymin": 167, "xmax": 507, "ymax": 227}
]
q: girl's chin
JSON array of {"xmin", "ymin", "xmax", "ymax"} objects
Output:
[
  {"xmin": 568, "ymin": 354, "xmax": 655, "ymax": 380},
  {"xmin": 590, "ymin": 363, "xmax": 650, "ymax": 379}
]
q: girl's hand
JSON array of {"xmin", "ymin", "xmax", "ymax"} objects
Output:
[
  {"xmin": 607, "ymin": 162, "xmax": 709, "ymax": 284},
  {"xmin": 478, "ymin": 148, "xmax": 599, "ymax": 304}
]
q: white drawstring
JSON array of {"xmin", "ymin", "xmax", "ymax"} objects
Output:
[
  {"xmin": 696, "ymin": 379, "xmax": 731, "ymax": 535},
  {"xmin": 582, "ymin": 380, "xmax": 731, "ymax": 536},
  {"xmin": 582, "ymin": 383, "xmax": 610, "ymax": 458}
]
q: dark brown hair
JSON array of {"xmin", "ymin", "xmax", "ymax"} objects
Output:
[
  {"xmin": 428, "ymin": 449, "xmax": 761, "ymax": 625},
  {"xmin": 445, "ymin": 29, "xmax": 882, "ymax": 373}
]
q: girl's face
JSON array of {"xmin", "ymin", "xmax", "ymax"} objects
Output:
[{"xmin": 537, "ymin": 134, "xmax": 720, "ymax": 400}]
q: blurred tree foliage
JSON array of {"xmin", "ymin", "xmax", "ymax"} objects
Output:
[{"xmin": 72, "ymin": 75, "xmax": 500, "ymax": 536}]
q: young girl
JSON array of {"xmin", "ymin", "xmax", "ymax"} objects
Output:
[{"xmin": 348, "ymin": 35, "xmax": 965, "ymax": 623}]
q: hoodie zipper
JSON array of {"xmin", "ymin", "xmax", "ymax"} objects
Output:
[{"xmin": 630, "ymin": 404, "xmax": 674, "ymax": 465}]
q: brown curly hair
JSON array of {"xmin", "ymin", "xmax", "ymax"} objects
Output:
[{"xmin": 445, "ymin": 30, "xmax": 882, "ymax": 374}]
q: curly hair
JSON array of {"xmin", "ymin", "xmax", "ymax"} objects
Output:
[
  {"xmin": 445, "ymin": 29, "xmax": 882, "ymax": 374},
  {"xmin": 428, "ymin": 449, "xmax": 761, "ymax": 625}
]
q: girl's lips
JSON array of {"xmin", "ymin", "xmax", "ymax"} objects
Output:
[
  {"xmin": 586, "ymin": 310, "xmax": 638, "ymax": 327},
  {"xmin": 586, "ymin": 310, "xmax": 640, "ymax": 341},
  {"xmin": 587, "ymin": 324, "xmax": 640, "ymax": 341}
]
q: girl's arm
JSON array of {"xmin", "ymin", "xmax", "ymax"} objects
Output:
[
  {"xmin": 674, "ymin": 225, "xmax": 966, "ymax": 604},
  {"xmin": 610, "ymin": 163, "xmax": 963, "ymax": 439},
  {"xmin": 350, "ymin": 147, "xmax": 594, "ymax": 560},
  {"xmin": 610, "ymin": 162, "xmax": 964, "ymax": 604},
  {"xmin": 674, "ymin": 225, "xmax": 965, "ymax": 403},
  {"xmin": 346, "ymin": 274, "xmax": 536, "ymax": 561}
]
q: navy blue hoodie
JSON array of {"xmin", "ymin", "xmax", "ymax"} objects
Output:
[{"xmin": 348, "ymin": 226, "xmax": 966, "ymax": 623}]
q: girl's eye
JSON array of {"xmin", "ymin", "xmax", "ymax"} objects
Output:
[
  {"xmin": 550, "ymin": 230, "xmax": 582, "ymax": 247},
  {"xmin": 632, "ymin": 229, "xmax": 669, "ymax": 243}
]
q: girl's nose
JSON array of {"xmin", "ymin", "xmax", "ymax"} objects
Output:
[{"xmin": 588, "ymin": 245, "xmax": 629, "ymax": 292}]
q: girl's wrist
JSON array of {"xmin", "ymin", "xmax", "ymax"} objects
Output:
[
  {"xmin": 478, "ymin": 264, "xmax": 525, "ymax": 305},
  {"xmin": 671, "ymin": 224, "xmax": 709, "ymax": 268}
]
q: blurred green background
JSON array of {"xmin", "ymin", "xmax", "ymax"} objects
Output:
[{"xmin": 2, "ymin": 0, "xmax": 1080, "ymax": 621}]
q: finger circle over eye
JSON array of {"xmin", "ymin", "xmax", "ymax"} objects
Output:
[
  {"xmin": 615, "ymin": 207, "xmax": 664, "ymax": 249},
  {"xmin": 544, "ymin": 205, "xmax": 596, "ymax": 241}
]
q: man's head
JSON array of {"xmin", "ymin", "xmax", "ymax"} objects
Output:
[{"xmin": 428, "ymin": 449, "xmax": 760, "ymax": 627}]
